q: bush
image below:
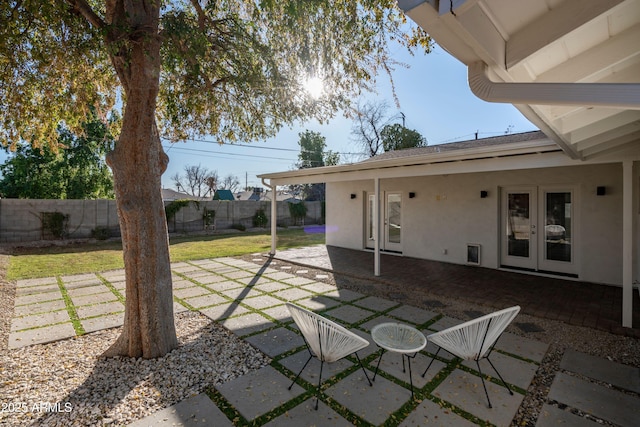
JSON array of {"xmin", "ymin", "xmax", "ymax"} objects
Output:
[
  {"xmin": 253, "ymin": 208, "xmax": 268, "ymax": 228},
  {"xmin": 91, "ymin": 226, "xmax": 110, "ymax": 240},
  {"xmin": 41, "ymin": 212, "xmax": 69, "ymax": 239},
  {"xmin": 288, "ymin": 201, "xmax": 307, "ymax": 225}
]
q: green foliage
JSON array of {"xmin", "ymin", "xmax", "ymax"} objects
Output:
[
  {"xmin": 294, "ymin": 130, "xmax": 338, "ymax": 201},
  {"xmin": 41, "ymin": 212, "xmax": 69, "ymax": 239},
  {"xmin": 381, "ymin": 123, "xmax": 427, "ymax": 152},
  {"xmin": 252, "ymin": 208, "xmax": 268, "ymax": 228},
  {"xmin": 203, "ymin": 208, "xmax": 216, "ymax": 227},
  {"xmin": 0, "ymin": 1, "xmax": 431, "ymax": 150},
  {"xmin": 288, "ymin": 202, "xmax": 308, "ymax": 225},
  {"xmin": 165, "ymin": 199, "xmax": 191, "ymax": 222},
  {"xmin": 91, "ymin": 226, "xmax": 111, "ymax": 240},
  {"xmin": 0, "ymin": 113, "xmax": 115, "ymax": 199}
]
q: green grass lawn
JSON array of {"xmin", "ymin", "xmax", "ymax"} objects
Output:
[{"xmin": 7, "ymin": 228, "xmax": 325, "ymax": 280}]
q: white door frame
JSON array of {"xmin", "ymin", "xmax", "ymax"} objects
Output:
[
  {"xmin": 500, "ymin": 186, "xmax": 578, "ymax": 276},
  {"xmin": 365, "ymin": 190, "xmax": 403, "ymax": 253}
]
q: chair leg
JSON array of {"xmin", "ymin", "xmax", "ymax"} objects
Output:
[
  {"xmin": 486, "ymin": 356, "xmax": 514, "ymax": 396},
  {"xmin": 355, "ymin": 353, "xmax": 372, "ymax": 386},
  {"xmin": 289, "ymin": 354, "xmax": 313, "ymax": 390},
  {"xmin": 421, "ymin": 347, "xmax": 441, "ymax": 378},
  {"xmin": 475, "ymin": 360, "xmax": 492, "ymax": 408},
  {"xmin": 315, "ymin": 360, "xmax": 324, "ymax": 410}
]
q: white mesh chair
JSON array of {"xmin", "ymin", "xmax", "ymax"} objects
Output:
[
  {"xmin": 422, "ymin": 305, "xmax": 521, "ymax": 408},
  {"xmin": 286, "ymin": 303, "xmax": 372, "ymax": 409}
]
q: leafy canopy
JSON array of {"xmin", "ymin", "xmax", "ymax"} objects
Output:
[
  {"xmin": 0, "ymin": 113, "xmax": 115, "ymax": 199},
  {"xmin": 381, "ymin": 123, "xmax": 427, "ymax": 151},
  {"xmin": 0, "ymin": 1, "xmax": 431, "ymax": 150}
]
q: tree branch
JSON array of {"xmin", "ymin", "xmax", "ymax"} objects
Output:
[{"xmin": 64, "ymin": 0, "xmax": 106, "ymax": 29}]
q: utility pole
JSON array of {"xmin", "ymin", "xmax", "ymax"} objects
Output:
[{"xmin": 400, "ymin": 111, "xmax": 405, "ymax": 127}]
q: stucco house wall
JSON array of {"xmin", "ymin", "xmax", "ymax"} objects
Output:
[{"xmin": 326, "ymin": 162, "xmax": 626, "ymax": 286}]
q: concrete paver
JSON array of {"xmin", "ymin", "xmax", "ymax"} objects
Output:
[
  {"xmin": 548, "ymin": 372, "xmax": 639, "ymax": 427},
  {"xmin": 536, "ymin": 404, "xmax": 601, "ymax": 427},
  {"xmin": 262, "ymin": 400, "xmax": 352, "ymax": 427},
  {"xmin": 9, "ymin": 322, "xmax": 76, "ymax": 348},
  {"xmin": 10, "ymin": 309, "xmax": 71, "ymax": 332},
  {"xmin": 433, "ymin": 369, "xmax": 524, "ymax": 426},
  {"xmin": 129, "ymin": 393, "xmax": 233, "ymax": 427},
  {"xmin": 560, "ymin": 349, "xmax": 640, "ymax": 393},
  {"xmin": 399, "ymin": 398, "xmax": 477, "ymax": 427},
  {"xmin": 216, "ymin": 366, "xmax": 305, "ymax": 422},
  {"xmin": 326, "ymin": 368, "xmax": 410, "ymax": 426},
  {"xmin": 244, "ymin": 327, "xmax": 304, "ymax": 358},
  {"xmin": 7, "ymin": 249, "xmax": 639, "ymax": 427}
]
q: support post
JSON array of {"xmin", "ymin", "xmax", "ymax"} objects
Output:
[
  {"xmin": 374, "ymin": 177, "xmax": 381, "ymax": 276},
  {"xmin": 622, "ymin": 160, "xmax": 633, "ymax": 328},
  {"xmin": 262, "ymin": 178, "xmax": 277, "ymax": 256}
]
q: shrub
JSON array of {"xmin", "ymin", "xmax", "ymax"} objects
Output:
[
  {"xmin": 253, "ymin": 208, "xmax": 268, "ymax": 228},
  {"xmin": 41, "ymin": 211, "xmax": 69, "ymax": 239},
  {"xmin": 230, "ymin": 223, "xmax": 246, "ymax": 231},
  {"xmin": 91, "ymin": 226, "xmax": 110, "ymax": 240}
]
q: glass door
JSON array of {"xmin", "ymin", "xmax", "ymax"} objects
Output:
[
  {"xmin": 539, "ymin": 189, "xmax": 575, "ymax": 274},
  {"xmin": 501, "ymin": 187, "xmax": 537, "ymax": 270},
  {"xmin": 365, "ymin": 193, "xmax": 376, "ymax": 249},
  {"xmin": 501, "ymin": 186, "xmax": 577, "ymax": 275},
  {"xmin": 384, "ymin": 192, "xmax": 402, "ymax": 252}
]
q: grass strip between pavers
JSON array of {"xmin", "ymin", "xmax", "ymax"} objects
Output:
[{"xmin": 56, "ymin": 277, "xmax": 86, "ymax": 336}]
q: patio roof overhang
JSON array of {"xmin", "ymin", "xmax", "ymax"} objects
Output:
[{"xmin": 397, "ymin": 0, "xmax": 640, "ymax": 161}]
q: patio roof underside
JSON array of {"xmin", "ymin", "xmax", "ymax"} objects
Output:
[{"xmin": 397, "ymin": 0, "xmax": 640, "ymax": 161}]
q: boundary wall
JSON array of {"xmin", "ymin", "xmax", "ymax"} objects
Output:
[{"xmin": 0, "ymin": 199, "xmax": 323, "ymax": 243}]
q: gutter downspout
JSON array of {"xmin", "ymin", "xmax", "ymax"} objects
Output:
[
  {"xmin": 468, "ymin": 62, "xmax": 640, "ymax": 110},
  {"xmin": 261, "ymin": 178, "xmax": 277, "ymax": 256}
]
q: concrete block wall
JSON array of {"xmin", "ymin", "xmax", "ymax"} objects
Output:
[{"xmin": 0, "ymin": 199, "xmax": 323, "ymax": 243}]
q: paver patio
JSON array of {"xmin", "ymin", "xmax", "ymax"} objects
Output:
[{"xmin": 6, "ymin": 250, "xmax": 639, "ymax": 426}]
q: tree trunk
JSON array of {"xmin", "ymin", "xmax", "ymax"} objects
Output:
[{"xmin": 103, "ymin": 5, "xmax": 178, "ymax": 358}]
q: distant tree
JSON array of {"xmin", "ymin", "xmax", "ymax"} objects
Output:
[
  {"xmin": 293, "ymin": 130, "xmax": 339, "ymax": 201},
  {"xmin": 220, "ymin": 173, "xmax": 241, "ymax": 193},
  {"xmin": 171, "ymin": 165, "xmax": 218, "ymax": 198},
  {"xmin": 351, "ymin": 101, "xmax": 390, "ymax": 157},
  {"xmin": 381, "ymin": 123, "xmax": 427, "ymax": 151},
  {"xmin": 0, "ymin": 115, "xmax": 115, "ymax": 199}
]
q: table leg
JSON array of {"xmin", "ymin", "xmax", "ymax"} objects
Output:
[{"xmin": 372, "ymin": 348, "xmax": 385, "ymax": 381}]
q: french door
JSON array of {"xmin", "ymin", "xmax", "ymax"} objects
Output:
[
  {"xmin": 366, "ymin": 191, "xmax": 403, "ymax": 253},
  {"xmin": 501, "ymin": 186, "xmax": 576, "ymax": 275}
]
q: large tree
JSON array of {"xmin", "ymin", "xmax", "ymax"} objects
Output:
[{"xmin": 0, "ymin": 1, "xmax": 430, "ymax": 358}]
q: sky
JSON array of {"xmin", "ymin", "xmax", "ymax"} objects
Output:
[
  {"xmin": 0, "ymin": 43, "xmax": 538, "ymax": 192},
  {"xmin": 160, "ymin": 43, "xmax": 538, "ymax": 191}
]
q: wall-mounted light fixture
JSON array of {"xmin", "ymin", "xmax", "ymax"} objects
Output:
[
  {"xmin": 408, "ymin": 192, "xmax": 416, "ymax": 199},
  {"xmin": 350, "ymin": 193, "xmax": 357, "ymax": 199},
  {"xmin": 480, "ymin": 190, "xmax": 488, "ymax": 198},
  {"xmin": 596, "ymin": 186, "xmax": 606, "ymax": 196}
]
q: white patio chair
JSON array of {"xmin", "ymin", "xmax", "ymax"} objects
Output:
[
  {"xmin": 286, "ymin": 303, "xmax": 372, "ymax": 409},
  {"xmin": 422, "ymin": 305, "xmax": 521, "ymax": 408}
]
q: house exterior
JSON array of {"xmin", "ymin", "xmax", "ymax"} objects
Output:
[{"xmin": 260, "ymin": 0, "xmax": 640, "ymax": 329}]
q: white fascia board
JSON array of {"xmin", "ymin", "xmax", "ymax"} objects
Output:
[{"xmin": 260, "ymin": 139, "xmax": 560, "ymax": 185}]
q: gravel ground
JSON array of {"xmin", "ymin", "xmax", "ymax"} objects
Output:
[{"xmin": 1, "ymin": 253, "xmax": 639, "ymax": 427}]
